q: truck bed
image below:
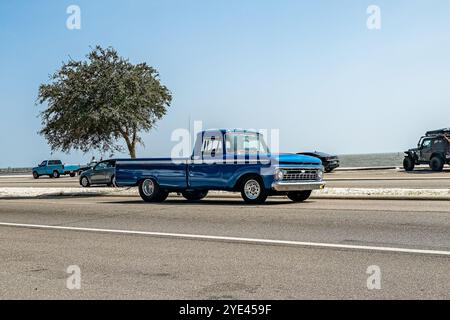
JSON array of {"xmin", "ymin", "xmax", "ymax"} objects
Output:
[{"xmin": 115, "ymin": 158, "xmax": 188, "ymax": 189}]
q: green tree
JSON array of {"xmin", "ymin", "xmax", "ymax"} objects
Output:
[{"xmin": 37, "ymin": 46, "xmax": 172, "ymax": 158}]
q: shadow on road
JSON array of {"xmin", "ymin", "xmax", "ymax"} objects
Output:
[
  {"xmin": 403, "ymin": 169, "xmax": 450, "ymax": 175},
  {"xmin": 100, "ymin": 198, "xmax": 299, "ymax": 206}
]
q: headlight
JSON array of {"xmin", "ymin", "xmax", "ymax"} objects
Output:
[
  {"xmin": 274, "ymin": 168, "xmax": 284, "ymax": 181},
  {"xmin": 317, "ymin": 169, "xmax": 324, "ymax": 180}
]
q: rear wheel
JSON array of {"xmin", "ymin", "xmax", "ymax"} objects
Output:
[
  {"xmin": 32, "ymin": 171, "xmax": 39, "ymax": 179},
  {"xmin": 287, "ymin": 190, "xmax": 312, "ymax": 202},
  {"xmin": 240, "ymin": 175, "xmax": 268, "ymax": 204},
  {"xmin": 52, "ymin": 171, "xmax": 60, "ymax": 178},
  {"xmin": 69, "ymin": 172, "xmax": 76, "ymax": 177},
  {"xmin": 430, "ymin": 156, "xmax": 444, "ymax": 172},
  {"xmin": 403, "ymin": 157, "xmax": 415, "ymax": 171},
  {"xmin": 139, "ymin": 178, "xmax": 168, "ymax": 203},
  {"xmin": 182, "ymin": 190, "xmax": 208, "ymax": 201},
  {"xmin": 107, "ymin": 175, "xmax": 117, "ymax": 187}
]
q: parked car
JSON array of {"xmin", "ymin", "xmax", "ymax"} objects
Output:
[
  {"xmin": 297, "ymin": 151, "xmax": 340, "ymax": 172},
  {"xmin": 403, "ymin": 128, "xmax": 450, "ymax": 172},
  {"xmin": 79, "ymin": 160, "xmax": 117, "ymax": 187},
  {"xmin": 115, "ymin": 129, "xmax": 325, "ymax": 204},
  {"xmin": 32, "ymin": 160, "xmax": 81, "ymax": 179}
]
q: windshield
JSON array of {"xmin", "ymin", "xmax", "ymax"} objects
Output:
[{"xmin": 225, "ymin": 133, "xmax": 270, "ymax": 155}]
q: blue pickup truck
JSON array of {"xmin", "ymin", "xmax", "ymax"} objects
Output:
[
  {"xmin": 32, "ymin": 160, "xmax": 81, "ymax": 179},
  {"xmin": 115, "ymin": 129, "xmax": 325, "ymax": 204}
]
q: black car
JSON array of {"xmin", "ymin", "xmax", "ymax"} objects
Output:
[{"xmin": 297, "ymin": 151, "xmax": 340, "ymax": 172}]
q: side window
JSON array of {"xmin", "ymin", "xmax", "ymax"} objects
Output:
[
  {"xmin": 95, "ymin": 162, "xmax": 108, "ymax": 170},
  {"xmin": 40, "ymin": 161, "xmax": 47, "ymax": 167},
  {"xmin": 201, "ymin": 136, "xmax": 223, "ymax": 158},
  {"xmin": 106, "ymin": 161, "xmax": 115, "ymax": 168},
  {"xmin": 422, "ymin": 139, "xmax": 432, "ymax": 148}
]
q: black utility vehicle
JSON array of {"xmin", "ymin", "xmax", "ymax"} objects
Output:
[
  {"xmin": 297, "ymin": 151, "xmax": 340, "ymax": 172},
  {"xmin": 403, "ymin": 128, "xmax": 450, "ymax": 172}
]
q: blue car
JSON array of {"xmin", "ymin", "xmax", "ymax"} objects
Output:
[{"xmin": 115, "ymin": 129, "xmax": 325, "ymax": 204}]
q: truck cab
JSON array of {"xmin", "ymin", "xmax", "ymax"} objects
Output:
[
  {"xmin": 115, "ymin": 129, "xmax": 325, "ymax": 204},
  {"xmin": 32, "ymin": 160, "xmax": 65, "ymax": 179}
]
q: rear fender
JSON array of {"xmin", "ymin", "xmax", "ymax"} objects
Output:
[{"xmin": 430, "ymin": 152, "xmax": 445, "ymax": 161}]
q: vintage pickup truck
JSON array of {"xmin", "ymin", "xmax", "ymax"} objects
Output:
[
  {"xmin": 32, "ymin": 160, "xmax": 81, "ymax": 179},
  {"xmin": 115, "ymin": 129, "xmax": 325, "ymax": 204}
]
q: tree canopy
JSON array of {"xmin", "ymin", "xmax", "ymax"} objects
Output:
[{"xmin": 37, "ymin": 46, "xmax": 172, "ymax": 158}]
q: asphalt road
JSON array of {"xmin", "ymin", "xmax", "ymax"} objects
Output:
[
  {"xmin": 0, "ymin": 196, "xmax": 449, "ymax": 299},
  {"xmin": 1, "ymin": 168, "xmax": 450, "ymax": 189}
]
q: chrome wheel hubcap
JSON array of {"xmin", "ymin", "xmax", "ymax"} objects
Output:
[
  {"xmin": 244, "ymin": 179, "xmax": 261, "ymax": 200},
  {"xmin": 142, "ymin": 179, "xmax": 155, "ymax": 197},
  {"xmin": 82, "ymin": 178, "xmax": 88, "ymax": 187}
]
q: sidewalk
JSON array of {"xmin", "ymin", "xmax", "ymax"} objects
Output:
[{"xmin": 1, "ymin": 187, "xmax": 450, "ymax": 201}]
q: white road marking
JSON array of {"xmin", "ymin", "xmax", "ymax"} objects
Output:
[{"xmin": 0, "ymin": 222, "xmax": 449, "ymax": 256}]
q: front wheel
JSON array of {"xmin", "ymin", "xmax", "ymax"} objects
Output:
[
  {"xmin": 80, "ymin": 176, "xmax": 90, "ymax": 188},
  {"xmin": 32, "ymin": 171, "xmax": 39, "ymax": 179},
  {"xmin": 287, "ymin": 190, "xmax": 312, "ymax": 202},
  {"xmin": 403, "ymin": 157, "xmax": 415, "ymax": 171},
  {"xmin": 240, "ymin": 175, "xmax": 268, "ymax": 204},
  {"xmin": 69, "ymin": 172, "xmax": 76, "ymax": 177},
  {"xmin": 138, "ymin": 178, "xmax": 168, "ymax": 203},
  {"xmin": 430, "ymin": 156, "xmax": 444, "ymax": 172},
  {"xmin": 182, "ymin": 190, "xmax": 208, "ymax": 201}
]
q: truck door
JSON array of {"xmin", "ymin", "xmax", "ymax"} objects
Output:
[
  {"xmin": 420, "ymin": 138, "xmax": 433, "ymax": 161},
  {"xmin": 37, "ymin": 161, "xmax": 47, "ymax": 175},
  {"xmin": 188, "ymin": 133, "xmax": 226, "ymax": 189}
]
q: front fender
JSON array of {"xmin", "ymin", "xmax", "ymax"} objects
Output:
[{"xmin": 229, "ymin": 165, "xmax": 274, "ymax": 190}]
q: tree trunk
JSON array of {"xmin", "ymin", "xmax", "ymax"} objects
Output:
[
  {"xmin": 122, "ymin": 132, "xmax": 137, "ymax": 159},
  {"xmin": 129, "ymin": 144, "xmax": 136, "ymax": 159}
]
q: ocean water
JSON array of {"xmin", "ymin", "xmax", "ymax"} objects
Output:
[
  {"xmin": 0, "ymin": 153, "xmax": 406, "ymax": 174},
  {"xmin": 338, "ymin": 152, "xmax": 405, "ymax": 168}
]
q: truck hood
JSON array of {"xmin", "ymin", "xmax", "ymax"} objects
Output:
[{"xmin": 272, "ymin": 153, "xmax": 322, "ymax": 166}]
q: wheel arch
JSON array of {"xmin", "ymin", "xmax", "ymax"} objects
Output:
[
  {"xmin": 431, "ymin": 152, "xmax": 445, "ymax": 160},
  {"xmin": 233, "ymin": 172, "xmax": 264, "ymax": 191},
  {"xmin": 137, "ymin": 175, "xmax": 160, "ymax": 187},
  {"xmin": 79, "ymin": 175, "xmax": 91, "ymax": 186}
]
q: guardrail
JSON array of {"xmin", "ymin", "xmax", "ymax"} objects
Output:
[{"xmin": 0, "ymin": 168, "xmax": 32, "ymax": 175}]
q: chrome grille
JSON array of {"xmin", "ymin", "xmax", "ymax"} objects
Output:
[{"xmin": 282, "ymin": 169, "xmax": 318, "ymax": 181}]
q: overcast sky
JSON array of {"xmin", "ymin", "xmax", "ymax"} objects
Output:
[{"xmin": 1, "ymin": 0, "xmax": 450, "ymax": 167}]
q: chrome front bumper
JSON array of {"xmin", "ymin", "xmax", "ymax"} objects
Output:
[{"xmin": 271, "ymin": 181, "xmax": 325, "ymax": 192}]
